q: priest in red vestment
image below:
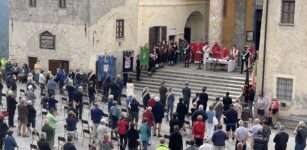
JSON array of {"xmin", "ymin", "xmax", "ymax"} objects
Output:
[
  {"xmin": 198, "ymin": 40, "xmax": 206, "ymax": 50},
  {"xmin": 221, "ymin": 46, "xmax": 229, "ymax": 59},
  {"xmin": 190, "ymin": 41, "xmax": 196, "ymax": 62},
  {"xmin": 194, "ymin": 43, "xmax": 203, "ymax": 63},
  {"xmin": 249, "ymin": 46, "xmax": 254, "ymax": 65},
  {"xmin": 211, "ymin": 42, "xmax": 221, "ymax": 59}
]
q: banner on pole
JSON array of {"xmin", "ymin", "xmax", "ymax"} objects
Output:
[
  {"xmin": 98, "ymin": 55, "xmax": 115, "ymax": 80},
  {"xmin": 140, "ymin": 46, "xmax": 149, "ymax": 67},
  {"xmin": 123, "ymin": 50, "xmax": 134, "ymax": 72}
]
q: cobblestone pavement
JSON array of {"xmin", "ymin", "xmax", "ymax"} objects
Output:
[{"xmin": 1, "ymin": 82, "xmax": 297, "ymax": 150}]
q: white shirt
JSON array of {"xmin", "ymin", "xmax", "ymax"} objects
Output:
[
  {"xmin": 126, "ymin": 83, "xmax": 134, "ymax": 97},
  {"xmin": 235, "ymin": 126, "xmax": 249, "ymax": 140},
  {"xmin": 257, "ymin": 98, "xmax": 266, "ymax": 109},
  {"xmin": 199, "ymin": 143, "xmax": 213, "ymax": 150},
  {"xmin": 250, "ymin": 124, "xmax": 263, "ymax": 134},
  {"xmin": 97, "ymin": 124, "xmax": 110, "ymax": 138},
  {"xmin": 39, "ymin": 73, "xmax": 46, "ymax": 84}
]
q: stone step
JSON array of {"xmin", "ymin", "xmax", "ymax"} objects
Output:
[
  {"xmin": 131, "ymin": 72, "xmax": 248, "ymax": 85},
  {"xmin": 131, "ymin": 76, "xmax": 244, "ymax": 90},
  {"xmin": 133, "ymin": 86, "xmax": 240, "ymax": 100},
  {"xmin": 278, "ymin": 116, "xmax": 307, "ymax": 129},
  {"xmin": 133, "ymin": 81, "xmax": 242, "ymax": 95},
  {"xmin": 137, "ymin": 67, "xmax": 248, "ymax": 80}
]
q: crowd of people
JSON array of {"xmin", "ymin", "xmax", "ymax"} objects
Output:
[{"xmin": 0, "ymin": 57, "xmax": 306, "ymax": 150}]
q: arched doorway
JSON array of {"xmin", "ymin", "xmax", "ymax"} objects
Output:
[{"xmin": 184, "ymin": 11, "xmax": 206, "ymax": 43}]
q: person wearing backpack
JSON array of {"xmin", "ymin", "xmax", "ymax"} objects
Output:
[
  {"xmin": 99, "ymin": 134, "xmax": 114, "ymax": 150},
  {"xmin": 117, "ymin": 114, "xmax": 129, "ymax": 150},
  {"xmin": 192, "ymin": 115, "xmax": 206, "ymax": 147}
]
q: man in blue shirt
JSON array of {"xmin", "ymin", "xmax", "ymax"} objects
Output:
[
  {"xmin": 91, "ymin": 102, "xmax": 104, "ymax": 141},
  {"xmin": 4, "ymin": 130, "xmax": 18, "ymax": 150}
]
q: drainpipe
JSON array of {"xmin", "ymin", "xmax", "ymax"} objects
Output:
[{"xmin": 261, "ymin": 0, "xmax": 269, "ymax": 95}]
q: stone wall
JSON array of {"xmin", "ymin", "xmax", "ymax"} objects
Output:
[
  {"xmin": 9, "ymin": 0, "xmax": 210, "ymax": 74},
  {"xmin": 257, "ymin": 0, "xmax": 307, "ymax": 117},
  {"xmin": 9, "ymin": 20, "xmax": 90, "ymax": 71},
  {"xmin": 137, "ymin": 0, "xmax": 208, "ymax": 47}
]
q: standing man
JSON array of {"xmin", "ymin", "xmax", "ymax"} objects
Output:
[
  {"xmin": 46, "ymin": 109, "xmax": 58, "ymax": 149},
  {"xmin": 235, "ymin": 120, "xmax": 249, "ymax": 150},
  {"xmin": 223, "ymin": 92, "xmax": 233, "ymax": 112},
  {"xmin": 136, "ymin": 55, "xmax": 141, "ymax": 81},
  {"xmin": 231, "ymin": 45, "xmax": 239, "ymax": 67},
  {"xmin": 159, "ymin": 82, "xmax": 168, "ymax": 109},
  {"xmin": 197, "ymin": 87, "xmax": 209, "ymax": 111},
  {"xmin": 74, "ymin": 87, "xmax": 83, "ymax": 120},
  {"xmin": 211, "ymin": 42, "xmax": 221, "ymax": 59},
  {"xmin": 202, "ymin": 42, "xmax": 210, "ymax": 67},
  {"xmin": 152, "ymin": 98, "xmax": 164, "ymax": 137},
  {"xmin": 182, "ymin": 82, "xmax": 191, "ymax": 110},
  {"xmin": 225, "ymin": 104, "xmax": 238, "ymax": 140},
  {"xmin": 248, "ymin": 85, "xmax": 255, "ymax": 115},
  {"xmin": 273, "ymin": 125, "xmax": 289, "ymax": 150},
  {"xmin": 256, "ymin": 94, "xmax": 266, "ymax": 121},
  {"xmin": 91, "ymin": 102, "xmax": 104, "ymax": 142},
  {"xmin": 184, "ymin": 43, "xmax": 190, "ymax": 68},
  {"xmin": 39, "ymin": 70, "xmax": 46, "ymax": 96},
  {"xmin": 88, "ymin": 70, "xmax": 97, "ymax": 88},
  {"xmin": 294, "ymin": 121, "xmax": 307, "ymax": 150},
  {"xmin": 115, "ymin": 74, "xmax": 123, "ymax": 105},
  {"xmin": 240, "ymin": 47, "xmax": 250, "ymax": 74},
  {"xmin": 34, "ymin": 60, "xmax": 41, "ymax": 82}
]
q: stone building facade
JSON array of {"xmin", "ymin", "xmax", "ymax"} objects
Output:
[
  {"xmin": 9, "ymin": 0, "xmax": 224, "ymax": 74},
  {"xmin": 257, "ymin": 0, "xmax": 307, "ymax": 121},
  {"xmin": 222, "ymin": 0, "xmax": 262, "ymax": 52}
]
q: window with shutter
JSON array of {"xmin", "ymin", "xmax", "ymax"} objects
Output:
[
  {"xmin": 59, "ymin": 0, "xmax": 66, "ymax": 8},
  {"xmin": 116, "ymin": 20, "xmax": 124, "ymax": 39},
  {"xmin": 29, "ymin": 0, "xmax": 36, "ymax": 7},
  {"xmin": 276, "ymin": 77, "xmax": 293, "ymax": 101},
  {"xmin": 281, "ymin": 0, "xmax": 295, "ymax": 24}
]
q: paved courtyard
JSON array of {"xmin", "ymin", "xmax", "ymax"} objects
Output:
[{"xmin": 1, "ymin": 82, "xmax": 297, "ymax": 150}]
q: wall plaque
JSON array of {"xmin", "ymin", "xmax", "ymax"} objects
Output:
[{"xmin": 40, "ymin": 31, "xmax": 56, "ymax": 49}]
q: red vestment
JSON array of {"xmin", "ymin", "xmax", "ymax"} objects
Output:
[
  {"xmin": 221, "ymin": 48, "xmax": 229, "ymax": 59},
  {"xmin": 211, "ymin": 44, "xmax": 221, "ymax": 59},
  {"xmin": 249, "ymin": 47, "xmax": 254, "ymax": 64},
  {"xmin": 194, "ymin": 44, "xmax": 203, "ymax": 62},
  {"xmin": 198, "ymin": 42, "xmax": 205, "ymax": 50}
]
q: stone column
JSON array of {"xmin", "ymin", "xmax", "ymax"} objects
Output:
[
  {"xmin": 233, "ymin": 0, "xmax": 246, "ymax": 52},
  {"xmin": 208, "ymin": 0, "xmax": 223, "ymax": 45}
]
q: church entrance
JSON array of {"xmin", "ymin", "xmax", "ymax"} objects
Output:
[
  {"xmin": 28, "ymin": 57, "xmax": 37, "ymax": 70},
  {"xmin": 184, "ymin": 11, "xmax": 206, "ymax": 43},
  {"xmin": 148, "ymin": 26, "xmax": 167, "ymax": 51},
  {"xmin": 48, "ymin": 60, "xmax": 69, "ymax": 75}
]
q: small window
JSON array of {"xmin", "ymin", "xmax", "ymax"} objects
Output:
[
  {"xmin": 116, "ymin": 19, "xmax": 124, "ymax": 39},
  {"xmin": 276, "ymin": 77, "xmax": 293, "ymax": 101},
  {"xmin": 223, "ymin": 0, "xmax": 227, "ymax": 17},
  {"xmin": 59, "ymin": 0, "xmax": 66, "ymax": 8},
  {"xmin": 281, "ymin": 0, "xmax": 295, "ymax": 24},
  {"xmin": 29, "ymin": 0, "xmax": 36, "ymax": 7}
]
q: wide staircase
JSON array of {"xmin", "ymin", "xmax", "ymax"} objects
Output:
[{"xmin": 130, "ymin": 66, "xmax": 249, "ymax": 101}]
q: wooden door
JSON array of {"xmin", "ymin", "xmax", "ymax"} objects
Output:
[
  {"xmin": 184, "ymin": 28, "xmax": 191, "ymax": 42},
  {"xmin": 161, "ymin": 26, "xmax": 167, "ymax": 42},
  {"xmin": 28, "ymin": 57, "xmax": 37, "ymax": 70},
  {"xmin": 60, "ymin": 61, "xmax": 69, "ymax": 74},
  {"xmin": 48, "ymin": 60, "xmax": 60, "ymax": 75}
]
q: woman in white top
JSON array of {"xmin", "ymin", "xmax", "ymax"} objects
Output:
[
  {"xmin": 126, "ymin": 79, "xmax": 134, "ymax": 109},
  {"xmin": 126, "ymin": 79, "xmax": 134, "ymax": 97}
]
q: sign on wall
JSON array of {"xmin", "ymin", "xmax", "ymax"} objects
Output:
[{"xmin": 40, "ymin": 31, "xmax": 56, "ymax": 49}]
